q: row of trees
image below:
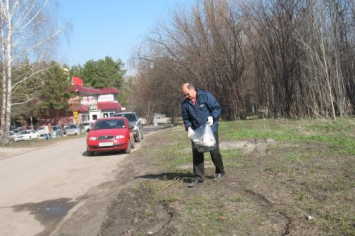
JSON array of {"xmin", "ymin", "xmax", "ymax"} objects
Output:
[
  {"xmin": 7, "ymin": 57, "xmax": 126, "ymax": 133},
  {"xmin": 131, "ymin": 0, "xmax": 355, "ymax": 121},
  {"xmin": 0, "ymin": 0, "xmax": 127, "ymax": 145},
  {"xmin": 0, "ymin": 0, "xmax": 66, "ymax": 144},
  {"xmin": 70, "ymin": 56, "xmax": 126, "ymax": 89}
]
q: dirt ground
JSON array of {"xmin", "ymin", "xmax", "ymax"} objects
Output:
[{"xmin": 52, "ymin": 125, "xmax": 354, "ymax": 236}]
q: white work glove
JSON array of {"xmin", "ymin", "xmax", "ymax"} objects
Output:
[
  {"xmin": 207, "ymin": 116, "xmax": 213, "ymax": 126},
  {"xmin": 187, "ymin": 127, "xmax": 195, "ymax": 138}
]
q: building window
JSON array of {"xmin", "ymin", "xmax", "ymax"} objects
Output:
[
  {"xmin": 92, "ymin": 115, "xmax": 98, "ymax": 120},
  {"xmin": 82, "ymin": 114, "xmax": 89, "ymax": 122}
]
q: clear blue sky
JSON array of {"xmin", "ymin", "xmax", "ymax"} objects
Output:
[{"xmin": 58, "ymin": 1, "xmax": 194, "ymax": 75}]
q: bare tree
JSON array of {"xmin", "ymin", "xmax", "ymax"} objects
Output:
[
  {"xmin": 132, "ymin": 0, "xmax": 355, "ymax": 120},
  {"xmin": 0, "ymin": 0, "xmax": 66, "ymax": 144},
  {"xmin": 138, "ymin": 0, "xmax": 247, "ymax": 120}
]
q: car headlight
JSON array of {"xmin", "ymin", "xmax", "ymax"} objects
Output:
[
  {"xmin": 116, "ymin": 135, "xmax": 125, "ymax": 139},
  {"xmin": 88, "ymin": 137, "xmax": 97, "ymax": 141}
]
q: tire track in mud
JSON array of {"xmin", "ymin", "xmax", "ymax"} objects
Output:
[
  {"xmin": 245, "ymin": 189, "xmax": 291, "ymax": 235},
  {"xmin": 100, "ymin": 187, "xmax": 177, "ymax": 236}
]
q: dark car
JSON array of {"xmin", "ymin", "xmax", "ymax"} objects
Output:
[
  {"xmin": 113, "ymin": 111, "xmax": 144, "ymax": 142},
  {"xmin": 51, "ymin": 125, "xmax": 64, "ymax": 138}
]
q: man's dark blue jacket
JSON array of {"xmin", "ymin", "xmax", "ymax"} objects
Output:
[{"xmin": 181, "ymin": 89, "xmax": 221, "ymax": 133}]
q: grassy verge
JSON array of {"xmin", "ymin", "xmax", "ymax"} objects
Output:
[{"xmin": 109, "ymin": 118, "xmax": 355, "ymax": 235}]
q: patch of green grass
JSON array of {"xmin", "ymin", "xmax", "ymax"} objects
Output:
[
  {"xmin": 229, "ymin": 196, "xmax": 245, "ymax": 203},
  {"xmin": 283, "ymin": 153, "xmax": 301, "ymax": 163},
  {"xmin": 220, "ymin": 118, "xmax": 355, "ymax": 156},
  {"xmin": 224, "ymin": 162, "xmax": 243, "ymax": 169},
  {"xmin": 169, "ymin": 155, "xmax": 191, "ymax": 167},
  {"xmin": 182, "ymin": 197, "xmax": 239, "ymax": 235},
  {"xmin": 222, "ymin": 148, "xmax": 243, "ymax": 159},
  {"xmin": 316, "ymin": 203, "xmax": 355, "ymax": 235},
  {"xmin": 162, "ymin": 194, "xmax": 180, "ymax": 203},
  {"xmin": 295, "ymin": 189, "xmax": 308, "ymax": 202}
]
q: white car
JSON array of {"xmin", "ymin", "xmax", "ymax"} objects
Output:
[
  {"xmin": 0, "ymin": 131, "xmax": 18, "ymax": 142},
  {"xmin": 82, "ymin": 122, "xmax": 92, "ymax": 132},
  {"xmin": 37, "ymin": 126, "xmax": 47, "ymax": 136},
  {"xmin": 14, "ymin": 129, "xmax": 40, "ymax": 141}
]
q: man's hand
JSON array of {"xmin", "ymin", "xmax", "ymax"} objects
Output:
[
  {"xmin": 188, "ymin": 127, "xmax": 195, "ymax": 138},
  {"xmin": 207, "ymin": 116, "xmax": 213, "ymax": 126}
]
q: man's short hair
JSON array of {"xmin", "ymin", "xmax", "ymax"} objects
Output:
[{"xmin": 187, "ymin": 83, "xmax": 195, "ymax": 90}]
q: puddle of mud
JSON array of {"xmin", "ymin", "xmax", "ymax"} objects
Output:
[{"xmin": 13, "ymin": 198, "xmax": 77, "ymax": 235}]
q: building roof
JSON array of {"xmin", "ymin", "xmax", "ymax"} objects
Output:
[
  {"xmin": 97, "ymin": 102, "xmax": 121, "ymax": 110},
  {"xmin": 70, "ymin": 104, "xmax": 89, "ymax": 112},
  {"xmin": 70, "ymin": 86, "xmax": 120, "ymax": 95},
  {"xmin": 71, "ymin": 85, "xmax": 101, "ymax": 95},
  {"xmin": 99, "ymin": 88, "xmax": 120, "ymax": 94}
]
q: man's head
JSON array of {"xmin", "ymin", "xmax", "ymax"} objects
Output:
[{"xmin": 182, "ymin": 83, "xmax": 197, "ymax": 101}]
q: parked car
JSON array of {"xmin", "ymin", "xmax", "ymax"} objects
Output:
[
  {"xmin": 11, "ymin": 127, "xmax": 25, "ymax": 135},
  {"xmin": 82, "ymin": 122, "xmax": 92, "ymax": 132},
  {"xmin": 113, "ymin": 111, "xmax": 144, "ymax": 142},
  {"xmin": 8, "ymin": 131, "xmax": 18, "ymax": 141},
  {"xmin": 51, "ymin": 125, "xmax": 64, "ymax": 138},
  {"xmin": 63, "ymin": 124, "xmax": 70, "ymax": 135},
  {"xmin": 65, "ymin": 124, "xmax": 81, "ymax": 135},
  {"xmin": 14, "ymin": 129, "xmax": 40, "ymax": 141},
  {"xmin": 0, "ymin": 131, "xmax": 18, "ymax": 142},
  {"xmin": 79, "ymin": 123, "xmax": 87, "ymax": 133},
  {"xmin": 37, "ymin": 126, "xmax": 47, "ymax": 136},
  {"xmin": 86, "ymin": 117, "xmax": 135, "ymax": 156}
]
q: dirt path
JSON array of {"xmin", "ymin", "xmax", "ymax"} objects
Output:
[{"xmin": 0, "ymin": 136, "xmax": 144, "ymax": 236}]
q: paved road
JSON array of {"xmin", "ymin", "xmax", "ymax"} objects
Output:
[{"xmin": 0, "ymin": 136, "xmax": 131, "ymax": 236}]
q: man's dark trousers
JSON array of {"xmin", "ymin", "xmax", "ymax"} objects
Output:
[{"xmin": 191, "ymin": 131, "xmax": 224, "ymax": 182}]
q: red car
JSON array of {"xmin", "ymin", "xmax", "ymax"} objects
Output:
[{"xmin": 86, "ymin": 117, "xmax": 135, "ymax": 156}]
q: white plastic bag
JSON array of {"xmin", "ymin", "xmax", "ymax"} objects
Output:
[{"xmin": 191, "ymin": 125, "xmax": 216, "ymax": 152}]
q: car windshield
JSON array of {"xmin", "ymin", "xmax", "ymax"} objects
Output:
[
  {"xmin": 21, "ymin": 130, "xmax": 30, "ymax": 134},
  {"xmin": 68, "ymin": 125, "xmax": 77, "ymax": 129},
  {"xmin": 116, "ymin": 113, "xmax": 136, "ymax": 122},
  {"xmin": 93, "ymin": 119, "xmax": 125, "ymax": 130},
  {"xmin": 52, "ymin": 127, "xmax": 58, "ymax": 131},
  {"xmin": 38, "ymin": 127, "xmax": 44, "ymax": 130}
]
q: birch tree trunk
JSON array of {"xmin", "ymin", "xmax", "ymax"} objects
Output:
[{"xmin": 0, "ymin": 0, "xmax": 65, "ymax": 145}]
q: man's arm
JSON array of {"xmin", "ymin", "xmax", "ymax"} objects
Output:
[
  {"xmin": 207, "ymin": 93, "xmax": 221, "ymax": 121},
  {"xmin": 181, "ymin": 103, "xmax": 192, "ymax": 131}
]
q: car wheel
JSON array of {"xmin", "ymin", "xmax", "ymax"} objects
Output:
[{"xmin": 125, "ymin": 139, "xmax": 132, "ymax": 154}]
